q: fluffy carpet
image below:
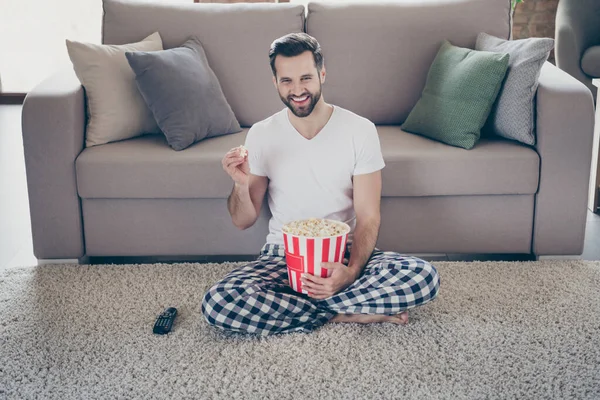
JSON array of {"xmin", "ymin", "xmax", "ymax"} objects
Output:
[{"xmin": 1, "ymin": 259, "xmax": 599, "ymax": 399}]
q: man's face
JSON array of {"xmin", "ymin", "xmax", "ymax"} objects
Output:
[{"xmin": 273, "ymin": 51, "xmax": 325, "ymax": 118}]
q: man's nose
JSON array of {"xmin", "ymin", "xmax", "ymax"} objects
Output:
[{"xmin": 290, "ymin": 82, "xmax": 305, "ymax": 96}]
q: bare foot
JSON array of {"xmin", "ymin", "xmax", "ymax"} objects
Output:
[
  {"xmin": 329, "ymin": 311, "xmax": 408, "ymax": 325},
  {"xmin": 390, "ymin": 311, "xmax": 409, "ymax": 325}
]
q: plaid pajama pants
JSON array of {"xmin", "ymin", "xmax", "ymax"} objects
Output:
[{"xmin": 201, "ymin": 242, "xmax": 440, "ymax": 336}]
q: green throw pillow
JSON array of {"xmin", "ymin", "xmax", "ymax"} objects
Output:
[{"xmin": 402, "ymin": 40, "xmax": 510, "ymax": 150}]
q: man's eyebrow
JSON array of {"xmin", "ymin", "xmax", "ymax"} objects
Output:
[{"xmin": 279, "ymin": 74, "xmax": 314, "ymax": 81}]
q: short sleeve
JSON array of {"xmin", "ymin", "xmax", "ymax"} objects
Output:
[
  {"xmin": 353, "ymin": 123, "xmax": 385, "ymax": 176},
  {"xmin": 244, "ymin": 125, "xmax": 268, "ymax": 177}
]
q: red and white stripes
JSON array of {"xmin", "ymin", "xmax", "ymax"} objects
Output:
[{"xmin": 283, "ymin": 232, "xmax": 349, "ymax": 294}]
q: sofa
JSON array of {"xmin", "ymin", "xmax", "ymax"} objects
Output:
[
  {"xmin": 555, "ymin": 0, "xmax": 600, "ymax": 103},
  {"xmin": 21, "ymin": 0, "xmax": 595, "ymax": 261}
]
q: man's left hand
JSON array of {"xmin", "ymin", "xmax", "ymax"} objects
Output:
[{"xmin": 301, "ymin": 262, "xmax": 358, "ymax": 300}]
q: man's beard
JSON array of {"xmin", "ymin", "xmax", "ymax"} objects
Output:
[{"xmin": 280, "ymin": 86, "xmax": 322, "ymax": 118}]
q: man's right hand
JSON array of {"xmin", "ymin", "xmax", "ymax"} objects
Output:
[{"xmin": 222, "ymin": 146, "xmax": 250, "ymax": 187}]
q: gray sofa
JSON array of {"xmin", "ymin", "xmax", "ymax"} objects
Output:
[
  {"xmin": 21, "ymin": 0, "xmax": 595, "ymax": 261},
  {"xmin": 555, "ymin": 0, "xmax": 600, "ymax": 103}
]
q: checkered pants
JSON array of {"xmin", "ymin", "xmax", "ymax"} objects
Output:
[{"xmin": 201, "ymin": 242, "xmax": 440, "ymax": 336}]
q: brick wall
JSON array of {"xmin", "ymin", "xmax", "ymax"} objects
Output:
[{"xmin": 512, "ymin": 0, "xmax": 559, "ymax": 63}]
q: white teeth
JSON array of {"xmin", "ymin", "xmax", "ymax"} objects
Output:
[{"xmin": 292, "ymin": 96, "xmax": 308, "ymax": 102}]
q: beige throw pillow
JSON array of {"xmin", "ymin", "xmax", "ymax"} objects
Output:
[{"xmin": 66, "ymin": 32, "xmax": 163, "ymax": 147}]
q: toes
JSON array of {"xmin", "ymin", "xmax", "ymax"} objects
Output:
[
  {"xmin": 399, "ymin": 311, "xmax": 409, "ymax": 324},
  {"xmin": 389, "ymin": 312, "xmax": 409, "ymax": 325}
]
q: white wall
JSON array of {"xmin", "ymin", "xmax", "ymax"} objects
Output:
[{"xmin": 0, "ymin": 0, "xmax": 191, "ymax": 93}]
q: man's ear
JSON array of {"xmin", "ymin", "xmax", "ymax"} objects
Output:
[
  {"xmin": 272, "ymin": 75, "xmax": 278, "ymax": 89},
  {"xmin": 320, "ymin": 66, "xmax": 326, "ymax": 84}
]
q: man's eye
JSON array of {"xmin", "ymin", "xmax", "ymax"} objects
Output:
[{"xmin": 302, "ymin": 77, "xmax": 311, "ymax": 80}]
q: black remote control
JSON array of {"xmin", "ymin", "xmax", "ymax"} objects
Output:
[{"xmin": 153, "ymin": 307, "xmax": 177, "ymax": 335}]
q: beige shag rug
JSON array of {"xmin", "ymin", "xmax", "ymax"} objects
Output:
[{"xmin": 1, "ymin": 260, "xmax": 599, "ymax": 399}]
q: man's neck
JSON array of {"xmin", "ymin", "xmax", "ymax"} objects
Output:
[{"xmin": 288, "ymin": 100, "xmax": 334, "ymax": 140}]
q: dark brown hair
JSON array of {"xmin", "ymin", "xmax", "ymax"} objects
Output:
[{"xmin": 269, "ymin": 33, "xmax": 324, "ymax": 77}]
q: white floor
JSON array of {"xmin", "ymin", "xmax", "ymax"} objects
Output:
[
  {"xmin": 0, "ymin": 0, "xmax": 197, "ymax": 93},
  {"xmin": 0, "ymin": 105, "xmax": 37, "ymax": 269}
]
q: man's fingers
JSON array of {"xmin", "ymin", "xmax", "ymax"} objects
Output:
[
  {"xmin": 306, "ymin": 288, "xmax": 326, "ymax": 296},
  {"xmin": 224, "ymin": 153, "xmax": 242, "ymax": 162},
  {"xmin": 308, "ymin": 292, "xmax": 330, "ymax": 300},
  {"xmin": 228, "ymin": 159, "xmax": 242, "ymax": 168},
  {"xmin": 302, "ymin": 273, "xmax": 324, "ymax": 284},
  {"xmin": 302, "ymin": 277, "xmax": 330, "ymax": 297},
  {"xmin": 223, "ymin": 148, "xmax": 245, "ymax": 165},
  {"xmin": 227, "ymin": 147, "xmax": 247, "ymax": 157},
  {"xmin": 302, "ymin": 280, "xmax": 323, "ymax": 290},
  {"xmin": 224, "ymin": 157, "xmax": 243, "ymax": 169},
  {"xmin": 222, "ymin": 154, "xmax": 236, "ymax": 167}
]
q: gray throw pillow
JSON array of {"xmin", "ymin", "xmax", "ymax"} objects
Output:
[
  {"xmin": 475, "ymin": 32, "xmax": 554, "ymax": 146},
  {"xmin": 125, "ymin": 37, "xmax": 242, "ymax": 151}
]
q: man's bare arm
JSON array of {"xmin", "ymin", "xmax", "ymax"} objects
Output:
[
  {"xmin": 228, "ymin": 176, "xmax": 268, "ymax": 230},
  {"xmin": 222, "ymin": 146, "xmax": 268, "ymax": 230},
  {"xmin": 347, "ymin": 170, "xmax": 382, "ymax": 278}
]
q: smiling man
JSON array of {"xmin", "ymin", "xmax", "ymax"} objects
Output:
[{"xmin": 202, "ymin": 33, "xmax": 440, "ymax": 336}]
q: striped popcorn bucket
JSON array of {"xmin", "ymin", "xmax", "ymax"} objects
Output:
[{"xmin": 282, "ymin": 220, "xmax": 351, "ymax": 294}]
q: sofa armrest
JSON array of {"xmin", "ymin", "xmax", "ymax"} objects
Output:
[
  {"xmin": 22, "ymin": 69, "xmax": 86, "ymax": 259},
  {"xmin": 533, "ymin": 62, "xmax": 595, "ymax": 256}
]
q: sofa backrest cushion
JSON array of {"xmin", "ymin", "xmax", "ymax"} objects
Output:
[
  {"xmin": 306, "ymin": 0, "xmax": 512, "ymax": 125},
  {"xmin": 102, "ymin": 0, "xmax": 305, "ymax": 127}
]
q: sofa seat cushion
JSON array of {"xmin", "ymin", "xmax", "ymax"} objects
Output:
[
  {"xmin": 76, "ymin": 131, "xmax": 250, "ymax": 199},
  {"xmin": 76, "ymin": 126, "xmax": 539, "ymax": 199},
  {"xmin": 581, "ymin": 45, "xmax": 600, "ymax": 77},
  {"xmin": 378, "ymin": 126, "xmax": 539, "ymax": 197}
]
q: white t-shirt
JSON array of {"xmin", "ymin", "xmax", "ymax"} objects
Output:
[{"xmin": 244, "ymin": 105, "xmax": 385, "ymax": 245}]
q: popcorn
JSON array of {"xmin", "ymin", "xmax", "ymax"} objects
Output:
[
  {"xmin": 282, "ymin": 217, "xmax": 349, "ymax": 237},
  {"xmin": 282, "ymin": 218, "xmax": 351, "ymax": 293},
  {"xmin": 238, "ymin": 145, "xmax": 248, "ymax": 158}
]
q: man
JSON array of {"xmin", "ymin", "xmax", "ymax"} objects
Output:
[{"xmin": 202, "ymin": 33, "xmax": 440, "ymax": 336}]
